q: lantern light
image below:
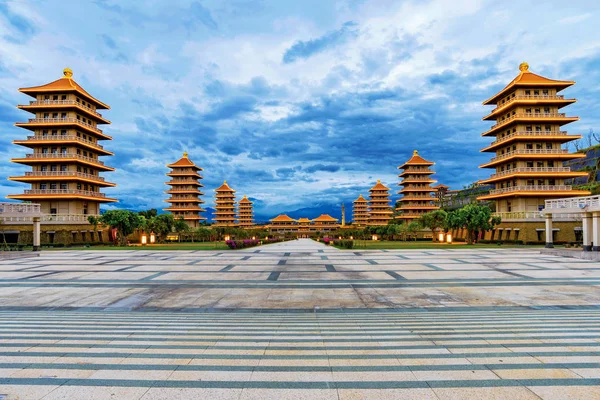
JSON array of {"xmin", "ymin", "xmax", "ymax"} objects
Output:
[
  {"xmin": 224, "ymin": 235, "xmax": 230, "ymax": 241},
  {"xmin": 150, "ymin": 231, "xmax": 156, "ymax": 244},
  {"xmin": 141, "ymin": 234, "xmax": 147, "ymax": 245},
  {"xmin": 438, "ymin": 233, "xmax": 444, "ymax": 242},
  {"xmin": 372, "ymin": 234, "xmax": 378, "ymax": 241},
  {"xmin": 446, "ymin": 233, "xmax": 452, "ymax": 243}
]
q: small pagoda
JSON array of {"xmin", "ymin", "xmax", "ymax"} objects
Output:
[
  {"xmin": 237, "ymin": 195, "xmax": 254, "ymax": 228},
  {"xmin": 164, "ymin": 152, "xmax": 205, "ymax": 228},
  {"xmin": 352, "ymin": 194, "xmax": 369, "ymax": 226},
  {"xmin": 368, "ymin": 180, "xmax": 393, "ymax": 226},
  {"xmin": 397, "ymin": 150, "xmax": 439, "ymax": 222},
  {"xmin": 213, "ymin": 181, "xmax": 237, "ymax": 227}
]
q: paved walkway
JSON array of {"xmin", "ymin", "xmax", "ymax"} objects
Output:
[{"xmin": 0, "ymin": 239, "xmax": 599, "ymax": 398}]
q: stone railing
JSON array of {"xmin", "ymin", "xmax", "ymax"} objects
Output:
[
  {"xmin": 544, "ymin": 195, "xmax": 600, "ymax": 212},
  {"xmin": 24, "ymin": 171, "xmax": 106, "ymax": 181},
  {"xmin": 23, "ymin": 189, "xmax": 107, "ymax": 198},
  {"xmin": 24, "ymin": 118, "xmax": 103, "ymax": 134},
  {"xmin": 489, "ymin": 149, "xmax": 569, "ymax": 163},
  {"xmin": 24, "ymin": 152, "xmax": 106, "ymax": 166},
  {"xmin": 489, "ymin": 185, "xmax": 571, "ymax": 195},
  {"xmin": 25, "ymin": 135, "xmax": 106, "ymax": 150},
  {"xmin": 489, "ymin": 167, "xmax": 571, "ymax": 178}
]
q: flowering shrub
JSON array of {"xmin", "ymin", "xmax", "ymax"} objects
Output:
[
  {"xmin": 225, "ymin": 239, "xmax": 260, "ymax": 249},
  {"xmin": 322, "ymin": 237, "xmax": 353, "ymax": 249}
]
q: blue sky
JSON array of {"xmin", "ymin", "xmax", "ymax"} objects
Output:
[{"xmin": 1, "ymin": 0, "xmax": 599, "ymax": 217}]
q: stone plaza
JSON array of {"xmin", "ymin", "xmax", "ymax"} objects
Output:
[{"xmin": 0, "ymin": 239, "xmax": 600, "ymax": 399}]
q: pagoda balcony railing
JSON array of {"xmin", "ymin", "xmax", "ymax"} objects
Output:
[
  {"xmin": 488, "ymin": 185, "xmax": 571, "ymax": 195},
  {"xmin": 490, "ymin": 113, "xmax": 568, "ymax": 130},
  {"xmin": 25, "ymin": 152, "xmax": 106, "ymax": 166},
  {"xmin": 398, "ymin": 213, "xmax": 426, "ymax": 218},
  {"xmin": 165, "ymin": 189, "xmax": 202, "ymax": 193},
  {"xmin": 1, "ymin": 213, "xmax": 100, "ymax": 224},
  {"xmin": 24, "ymin": 118, "xmax": 104, "ymax": 134},
  {"xmin": 399, "ymin": 177, "xmax": 434, "ymax": 181},
  {"xmin": 489, "ymin": 148, "xmax": 569, "ymax": 162},
  {"xmin": 489, "ymin": 167, "xmax": 571, "ymax": 178},
  {"xmin": 166, "ymin": 180, "xmax": 200, "ymax": 185},
  {"xmin": 398, "ymin": 203, "xmax": 437, "ymax": 208},
  {"xmin": 23, "ymin": 189, "xmax": 107, "ymax": 198},
  {"xmin": 166, "ymin": 207, "xmax": 203, "ymax": 210},
  {"xmin": 489, "ymin": 131, "xmax": 568, "ymax": 146},
  {"xmin": 25, "ymin": 135, "xmax": 106, "ymax": 150},
  {"xmin": 494, "ymin": 211, "xmax": 578, "ymax": 222},
  {"xmin": 27, "ymin": 100, "xmax": 103, "ymax": 117},
  {"xmin": 23, "ymin": 171, "xmax": 106, "ymax": 181},
  {"xmin": 492, "ymin": 95, "xmax": 566, "ymax": 112}
]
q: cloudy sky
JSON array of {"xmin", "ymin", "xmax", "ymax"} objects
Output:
[{"xmin": 1, "ymin": 0, "xmax": 599, "ymax": 217}]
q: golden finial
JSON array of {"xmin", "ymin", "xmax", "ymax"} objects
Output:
[
  {"xmin": 62, "ymin": 68, "xmax": 73, "ymax": 79},
  {"xmin": 377, "ymin": 179, "xmax": 381, "ymax": 183},
  {"xmin": 224, "ymin": 180, "xmax": 227, "ymax": 184},
  {"xmin": 413, "ymin": 150, "xmax": 418, "ymax": 155},
  {"xmin": 183, "ymin": 151, "xmax": 188, "ymax": 158},
  {"xmin": 519, "ymin": 62, "xmax": 529, "ymax": 72}
]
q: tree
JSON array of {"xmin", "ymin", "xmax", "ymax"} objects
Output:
[
  {"xmin": 138, "ymin": 209, "xmax": 158, "ymax": 219},
  {"xmin": 445, "ymin": 204, "xmax": 501, "ymax": 245},
  {"xmin": 99, "ymin": 210, "xmax": 145, "ymax": 246},
  {"xmin": 173, "ymin": 218, "xmax": 190, "ymax": 242},
  {"xmin": 87, "ymin": 215, "xmax": 100, "ymax": 241},
  {"xmin": 147, "ymin": 214, "xmax": 175, "ymax": 242},
  {"xmin": 419, "ymin": 210, "xmax": 448, "ymax": 242}
]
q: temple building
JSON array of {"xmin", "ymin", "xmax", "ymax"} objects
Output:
[
  {"xmin": 352, "ymin": 194, "xmax": 369, "ymax": 226},
  {"xmin": 368, "ymin": 180, "xmax": 393, "ymax": 226},
  {"xmin": 269, "ymin": 214, "xmax": 296, "ymax": 234},
  {"xmin": 477, "ymin": 62, "xmax": 589, "ymax": 214},
  {"xmin": 213, "ymin": 181, "xmax": 237, "ymax": 227},
  {"xmin": 7, "ymin": 68, "xmax": 116, "ymax": 219},
  {"xmin": 397, "ymin": 150, "xmax": 439, "ymax": 222},
  {"xmin": 237, "ymin": 196, "xmax": 254, "ymax": 228},
  {"xmin": 297, "ymin": 217, "xmax": 312, "ymax": 238},
  {"xmin": 164, "ymin": 152, "xmax": 205, "ymax": 228},
  {"xmin": 311, "ymin": 214, "xmax": 339, "ymax": 233}
]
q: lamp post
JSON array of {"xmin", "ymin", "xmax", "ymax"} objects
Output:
[
  {"xmin": 150, "ymin": 231, "xmax": 156, "ymax": 244},
  {"xmin": 438, "ymin": 232, "xmax": 444, "ymax": 242},
  {"xmin": 141, "ymin": 234, "xmax": 147, "ymax": 246},
  {"xmin": 446, "ymin": 233, "xmax": 452, "ymax": 243}
]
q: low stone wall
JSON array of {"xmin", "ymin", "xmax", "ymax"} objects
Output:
[
  {"xmin": 541, "ymin": 248, "xmax": 600, "ymax": 261},
  {"xmin": 451, "ymin": 220, "xmax": 582, "ymax": 244},
  {"xmin": 3, "ymin": 224, "xmax": 112, "ymax": 246}
]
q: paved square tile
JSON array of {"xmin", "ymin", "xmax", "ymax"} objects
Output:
[{"xmin": 0, "ymin": 239, "xmax": 599, "ymax": 399}]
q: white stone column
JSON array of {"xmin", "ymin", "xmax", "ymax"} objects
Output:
[
  {"xmin": 593, "ymin": 212, "xmax": 600, "ymax": 252},
  {"xmin": 545, "ymin": 214, "xmax": 553, "ymax": 248},
  {"xmin": 583, "ymin": 213, "xmax": 593, "ymax": 252},
  {"xmin": 32, "ymin": 216, "xmax": 41, "ymax": 252}
]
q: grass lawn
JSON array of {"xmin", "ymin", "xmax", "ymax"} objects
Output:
[
  {"xmin": 44, "ymin": 242, "xmax": 230, "ymax": 251},
  {"xmin": 350, "ymin": 240, "xmax": 543, "ymax": 250}
]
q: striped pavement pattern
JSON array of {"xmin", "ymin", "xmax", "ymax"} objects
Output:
[{"xmin": 0, "ymin": 239, "xmax": 598, "ymax": 398}]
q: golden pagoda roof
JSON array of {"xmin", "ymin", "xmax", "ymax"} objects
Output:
[
  {"xmin": 238, "ymin": 195, "xmax": 252, "ymax": 204},
  {"xmin": 433, "ymin": 183, "xmax": 450, "ymax": 189},
  {"xmin": 19, "ymin": 68, "xmax": 110, "ymax": 109},
  {"xmin": 297, "ymin": 217, "xmax": 312, "ymax": 223},
  {"xmin": 369, "ymin": 180, "xmax": 390, "ymax": 191},
  {"xmin": 398, "ymin": 150, "xmax": 435, "ymax": 169},
  {"xmin": 270, "ymin": 214, "xmax": 295, "ymax": 223},
  {"xmin": 353, "ymin": 194, "xmax": 368, "ymax": 203},
  {"xmin": 215, "ymin": 180, "xmax": 235, "ymax": 192},
  {"xmin": 167, "ymin": 152, "xmax": 202, "ymax": 169},
  {"xmin": 312, "ymin": 214, "xmax": 338, "ymax": 222},
  {"xmin": 483, "ymin": 62, "xmax": 575, "ymax": 105}
]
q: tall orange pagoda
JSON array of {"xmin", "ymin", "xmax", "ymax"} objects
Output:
[
  {"xmin": 397, "ymin": 150, "xmax": 439, "ymax": 222},
  {"xmin": 164, "ymin": 152, "xmax": 205, "ymax": 228},
  {"xmin": 7, "ymin": 68, "xmax": 116, "ymax": 218},
  {"xmin": 237, "ymin": 196, "xmax": 254, "ymax": 228},
  {"xmin": 477, "ymin": 62, "xmax": 589, "ymax": 214},
  {"xmin": 368, "ymin": 180, "xmax": 393, "ymax": 226},
  {"xmin": 213, "ymin": 181, "xmax": 237, "ymax": 227},
  {"xmin": 352, "ymin": 194, "xmax": 369, "ymax": 226}
]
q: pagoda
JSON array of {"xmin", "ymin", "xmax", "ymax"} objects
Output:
[
  {"xmin": 477, "ymin": 62, "xmax": 589, "ymax": 214},
  {"xmin": 352, "ymin": 194, "xmax": 369, "ymax": 226},
  {"xmin": 237, "ymin": 196, "xmax": 254, "ymax": 228},
  {"xmin": 164, "ymin": 152, "xmax": 205, "ymax": 228},
  {"xmin": 7, "ymin": 68, "xmax": 116, "ymax": 218},
  {"xmin": 397, "ymin": 150, "xmax": 439, "ymax": 222},
  {"xmin": 213, "ymin": 181, "xmax": 237, "ymax": 227},
  {"xmin": 368, "ymin": 180, "xmax": 393, "ymax": 226}
]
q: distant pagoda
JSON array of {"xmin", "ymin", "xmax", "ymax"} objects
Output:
[
  {"xmin": 477, "ymin": 62, "xmax": 589, "ymax": 213},
  {"xmin": 7, "ymin": 68, "xmax": 116, "ymax": 218},
  {"xmin": 164, "ymin": 152, "xmax": 205, "ymax": 228},
  {"xmin": 237, "ymin": 195, "xmax": 254, "ymax": 228},
  {"xmin": 368, "ymin": 180, "xmax": 393, "ymax": 226},
  {"xmin": 213, "ymin": 181, "xmax": 237, "ymax": 227},
  {"xmin": 397, "ymin": 150, "xmax": 439, "ymax": 222},
  {"xmin": 352, "ymin": 194, "xmax": 369, "ymax": 226}
]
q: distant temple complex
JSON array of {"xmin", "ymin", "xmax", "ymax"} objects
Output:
[
  {"xmin": 269, "ymin": 214, "xmax": 339, "ymax": 237},
  {"xmin": 164, "ymin": 152, "xmax": 205, "ymax": 228},
  {"xmin": 397, "ymin": 150, "xmax": 439, "ymax": 222}
]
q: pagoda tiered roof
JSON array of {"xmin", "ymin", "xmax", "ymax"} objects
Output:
[{"xmin": 270, "ymin": 214, "xmax": 296, "ymax": 223}]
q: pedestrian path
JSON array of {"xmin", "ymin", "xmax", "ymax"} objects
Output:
[{"xmin": 0, "ymin": 239, "xmax": 598, "ymax": 398}]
